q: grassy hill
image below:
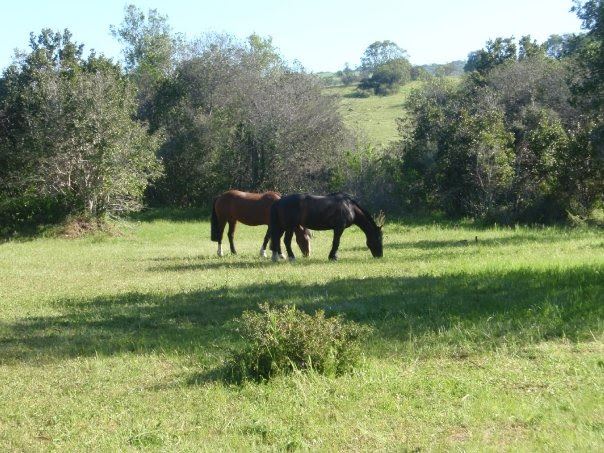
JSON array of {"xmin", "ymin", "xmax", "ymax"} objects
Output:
[
  {"xmin": 325, "ymin": 82, "xmax": 423, "ymax": 148},
  {"xmin": 1, "ymin": 212, "xmax": 602, "ymax": 450}
]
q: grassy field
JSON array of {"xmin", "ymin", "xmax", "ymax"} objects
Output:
[
  {"xmin": 326, "ymin": 83, "xmax": 423, "ymax": 148},
  {"xmin": 1, "ymin": 211, "xmax": 603, "ymax": 450}
]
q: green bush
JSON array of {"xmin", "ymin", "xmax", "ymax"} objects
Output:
[
  {"xmin": 0, "ymin": 194, "xmax": 76, "ymax": 238},
  {"xmin": 227, "ymin": 304, "xmax": 371, "ymax": 382}
]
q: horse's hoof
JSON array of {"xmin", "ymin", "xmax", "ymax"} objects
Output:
[
  {"xmin": 288, "ymin": 256, "xmax": 296, "ymax": 262},
  {"xmin": 260, "ymin": 249, "xmax": 267, "ymax": 258},
  {"xmin": 278, "ymin": 253, "xmax": 285, "ymax": 260},
  {"xmin": 329, "ymin": 255, "xmax": 338, "ymax": 261},
  {"xmin": 272, "ymin": 252, "xmax": 280, "ymax": 262}
]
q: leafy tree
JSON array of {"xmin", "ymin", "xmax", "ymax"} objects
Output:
[
  {"xmin": 359, "ymin": 58, "xmax": 412, "ymax": 95},
  {"xmin": 360, "ymin": 40, "xmax": 408, "ymax": 75},
  {"xmin": 410, "ymin": 66, "xmax": 431, "ymax": 81},
  {"xmin": 518, "ymin": 35, "xmax": 544, "ymax": 60},
  {"xmin": 434, "ymin": 61, "xmax": 459, "ymax": 77},
  {"xmin": 567, "ymin": 1, "xmax": 604, "ymax": 216},
  {"xmin": 391, "ymin": 33, "xmax": 601, "ymax": 223},
  {"xmin": 464, "ymin": 37, "xmax": 517, "ymax": 75},
  {"xmin": 149, "ymin": 34, "xmax": 350, "ymax": 205},
  {"xmin": 337, "ymin": 63, "xmax": 359, "ymax": 86},
  {"xmin": 571, "ymin": 0, "xmax": 604, "ymax": 114},
  {"xmin": 0, "ymin": 29, "xmax": 162, "ymax": 219},
  {"xmin": 111, "ymin": 4, "xmax": 183, "ymax": 119}
]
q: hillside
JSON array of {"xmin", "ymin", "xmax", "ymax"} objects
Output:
[{"xmin": 325, "ymin": 82, "xmax": 423, "ymax": 148}]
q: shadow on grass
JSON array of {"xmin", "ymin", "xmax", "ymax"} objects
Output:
[
  {"xmin": 128, "ymin": 207, "xmax": 210, "ymax": 223},
  {"xmin": 381, "ymin": 233, "xmax": 577, "ymax": 251},
  {"xmin": 1, "ymin": 265, "xmax": 602, "ymax": 367},
  {"xmin": 146, "ymin": 255, "xmax": 387, "ymax": 272}
]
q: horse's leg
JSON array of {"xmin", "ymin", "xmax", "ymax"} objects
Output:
[
  {"xmin": 271, "ymin": 228, "xmax": 285, "ymax": 262},
  {"xmin": 217, "ymin": 218, "xmax": 227, "ymax": 257},
  {"xmin": 260, "ymin": 227, "xmax": 270, "ymax": 257},
  {"xmin": 284, "ymin": 229, "xmax": 295, "ymax": 261},
  {"xmin": 328, "ymin": 227, "xmax": 344, "ymax": 261},
  {"xmin": 227, "ymin": 220, "xmax": 237, "ymax": 254}
]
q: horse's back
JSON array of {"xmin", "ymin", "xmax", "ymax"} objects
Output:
[
  {"xmin": 276, "ymin": 193, "xmax": 355, "ymax": 230},
  {"xmin": 215, "ymin": 190, "xmax": 280, "ymax": 225}
]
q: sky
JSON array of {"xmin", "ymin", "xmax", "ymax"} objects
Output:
[{"xmin": 1, "ymin": 0, "xmax": 584, "ymax": 73}]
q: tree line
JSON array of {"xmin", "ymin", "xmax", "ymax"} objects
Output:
[
  {"xmin": 333, "ymin": 1, "xmax": 602, "ymax": 224},
  {"xmin": 0, "ymin": 1, "xmax": 602, "ymax": 235},
  {"xmin": 387, "ymin": 1, "xmax": 603, "ymax": 223}
]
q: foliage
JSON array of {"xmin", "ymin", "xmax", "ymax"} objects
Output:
[
  {"xmin": 391, "ymin": 32, "xmax": 603, "ymax": 223},
  {"xmin": 410, "ymin": 66, "xmax": 431, "ymax": 81},
  {"xmin": 110, "ymin": 4, "xmax": 183, "ymax": 119},
  {"xmin": 336, "ymin": 63, "xmax": 360, "ymax": 86},
  {"xmin": 0, "ymin": 194, "xmax": 75, "ymax": 238},
  {"xmin": 2, "ymin": 5, "xmax": 603, "ymax": 230},
  {"xmin": 227, "ymin": 303, "xmax": 371, "ymax": 382},
  {"xmin": 360, "ymin": 40, "xmax": 408, "ymax": 75},
  {"xmin": 415, "ymin": 60, "xmax": 465, "ymax": 77},
  {"xmin": 359, "ymin": 58, "xmax": 412, "ymax": 95},
  {"xmin": 571, "ymin": 1, "xmax": 604, "ymax": 117},
  {"xmin": 0, "ymin": 29, "xmax": 162, "ymax": 219},
  {"xmin": 148, "ymin": 34, "xmax": 350, "ymax": 205},
  {"xmin": 464, "ymin": 37, "xmax": 517, "ymax": 75}
]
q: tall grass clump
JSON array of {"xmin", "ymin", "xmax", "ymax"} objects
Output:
[{"xmin": 227, "ymin": 304, "xmax": 372, "ymax": 382}]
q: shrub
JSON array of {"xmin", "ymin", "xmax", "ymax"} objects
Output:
[
  {"xmin": 0, "ymin": 194, "xmax": 76, "ymax": 238},
  {"xmin": 227, "ymin": 303, "xmax": 371, "ymax": 382}
]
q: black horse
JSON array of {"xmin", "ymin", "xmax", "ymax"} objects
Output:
[{"xmin": 270, "ymin": 193, "xmax": 384, "ymax": 261}]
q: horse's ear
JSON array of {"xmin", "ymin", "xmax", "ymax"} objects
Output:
[{"xmin": 374, "ymin": 210, "xmax": 385, "ymax": 228}]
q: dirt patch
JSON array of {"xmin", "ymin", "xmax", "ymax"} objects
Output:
[{"xmin": 448, "ymin": 427, "xmax": 471, "ymax": 443}]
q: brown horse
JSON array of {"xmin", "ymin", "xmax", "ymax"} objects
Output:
[{"xmin": 211, "ymin": 190, "xmax": 311, "ymax": 257}]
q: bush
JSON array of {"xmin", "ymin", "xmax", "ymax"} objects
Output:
[
  {"xmin": 0, "ymin": 194, "xmax": 76, "ymax": 238},
  {"xmin": 227, "ymin": 303, "xmax": 371, "ymax": 382}
]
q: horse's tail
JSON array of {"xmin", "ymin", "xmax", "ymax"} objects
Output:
[{"xmin": 210, "ymin": 197, "xmax": 220, "ymax": 242}]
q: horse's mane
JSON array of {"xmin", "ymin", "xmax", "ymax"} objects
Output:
[{"xmin": 329, "ymin": 192, "xmax": 379, "ymax": 230}]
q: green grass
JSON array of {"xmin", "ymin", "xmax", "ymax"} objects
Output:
[
  {"xmin": 1, "ymin": 211, "xmax": 603, "ymax": 450},
  {"xmin": 326, "ymin": 82, "xmax": 423, "ymax": 147}
]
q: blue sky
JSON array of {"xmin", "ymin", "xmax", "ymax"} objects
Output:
[{"xmin": 1, "ymin": 0, "xmax": 583, "ymax": 72}]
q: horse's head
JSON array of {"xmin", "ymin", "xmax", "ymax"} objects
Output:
[
  {"xmin": 294, "ymin": 226, "xmax": 312, "ymax": 257},
  {"xmin": 367, "ymin": 211, "xmax": 385, "ymax": 258}
]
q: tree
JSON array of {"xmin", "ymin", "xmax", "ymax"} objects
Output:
[
  {"xmin": 571, "ymin": 0, "xmax": 604, "ymax": 115},
  {"xmin": 464, "ymin": 37, "xmax": 517, "ymax": 74},
  {"xmin": 111, "ymin": 4, "xmax": 183, "ymax": 119},
  {"xmin": 360, "ymin": 40, "xmax": 408, "ymax": 75},
  {"xmin": 149, "ymin": 34, "xmax": 350, "ymax": 205},
  {"xmin": 0, "ymin": 29, "xmax": 162, "ymax": 218},
  {"xmin": 391, "ymin": 33, "xmax": 601, "ymax": 223},
  {"xmin": 435, "ymin": 61, "xmax": 459, "ymax": 77},
  {"xmin": 410, "ymin": 66, "xmax": 431, "ymax": 81},
  {"xmin": 359, "ymin": 58, "xmax": 412, "ymax": 95},
  {"xmin": 518, "ymin": 35, "xmax": 544, "ymax": 60},
  {"xmin": 338, "ymin": 63, "xmax": 358, "ymax": 86}
]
